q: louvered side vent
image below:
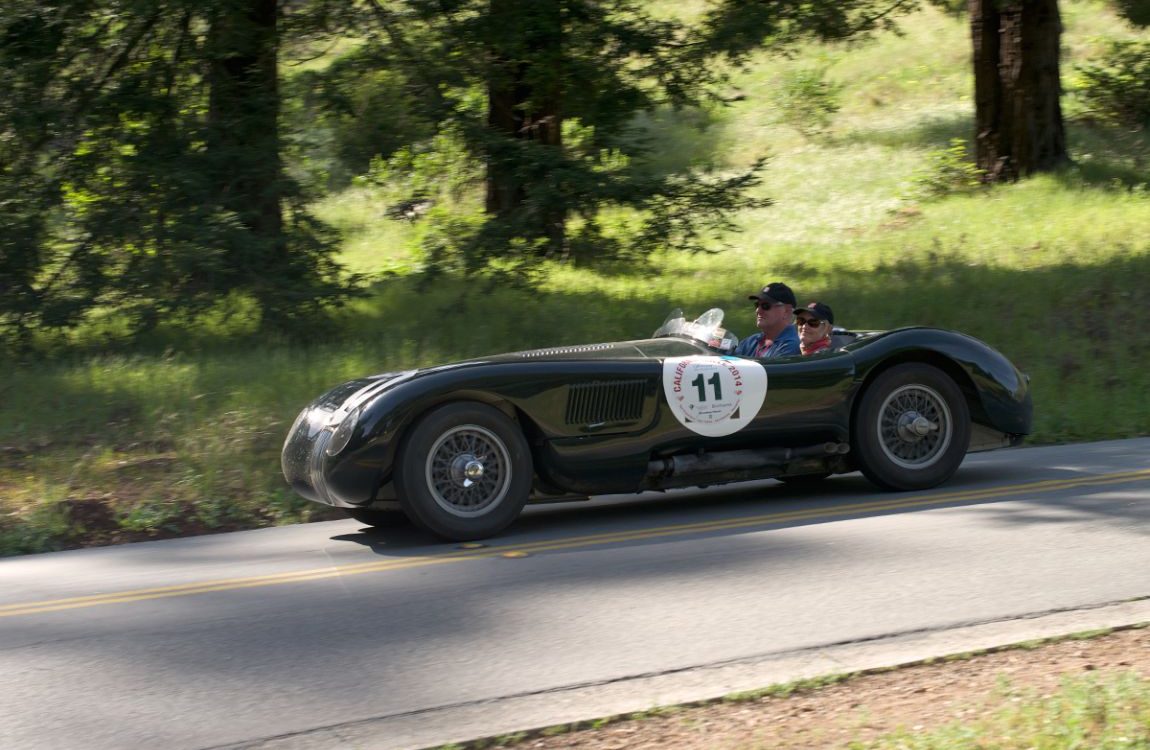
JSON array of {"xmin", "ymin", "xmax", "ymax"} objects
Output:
[{"xmin": 565, "ymin": 380, "xmax": 646, "ymax": 425}]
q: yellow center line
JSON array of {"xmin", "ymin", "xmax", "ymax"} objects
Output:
[{"xmin": 2, "ymin": 469, "xmax": 1148, "ymax": 619}]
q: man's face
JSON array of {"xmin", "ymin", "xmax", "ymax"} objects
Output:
[
  {"xmin": 754, "ymin": 299, "xmax": 793, "ymax": 335},
  {"xmin": 796, "ymin": 314, "xmax": 829, "ymax": 345}
]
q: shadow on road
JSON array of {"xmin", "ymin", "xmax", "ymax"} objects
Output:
[{"xmin": 330, "ymin": 452, "xmax": 1150, "ymax": 557}]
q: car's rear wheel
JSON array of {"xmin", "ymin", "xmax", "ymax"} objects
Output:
[
  {"xmin": 852, "ymin": 363, "xmax": 970, "ymax": 491},
  {"xmin": 394, "ymin": 402, "xmax": 532, "ymax": 541}
]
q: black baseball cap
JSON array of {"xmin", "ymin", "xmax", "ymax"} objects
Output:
[
  {"xmin": 797, "ymin": 301, "xmax": 834, "ymax": 324},
  {"xmin": 748, "ymin": 282, "xmax": 797, "ymax": 308}
]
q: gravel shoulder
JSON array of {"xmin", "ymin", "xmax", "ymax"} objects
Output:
[{"xmin": 486, "ymin": 625, "xmax": 1150, "ymax": 750}]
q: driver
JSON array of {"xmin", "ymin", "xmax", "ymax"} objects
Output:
[{"xmin": 734, "ymin": 282, "xmax": 800, "ymax": 358}]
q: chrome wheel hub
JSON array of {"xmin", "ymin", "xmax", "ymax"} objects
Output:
[
  {"xmin": 877, "ymin": 384, "xmax": 953, "ymax": 470},
  {"xmin": 426, "ymin": 425, "xmax": 511, "ymax": 517},
  {"xmin": 449, "ymin": 455, "xmax": 486, "ymax": 487},
  {"xmin": 897, "ymin": 412, "xmax": 938, "ymax": 441}
]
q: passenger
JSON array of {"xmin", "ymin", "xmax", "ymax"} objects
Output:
[
  {"xmin": 796, "ymin": 301, "xmax": 835, "ymax": 356},
  {"xmin": 734, "ymin": 282, "xmax": 800, "ymax": 358}
]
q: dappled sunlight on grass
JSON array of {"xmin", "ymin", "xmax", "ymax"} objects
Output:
[
  {"xmin": 4, "ymin": 0, "xmax": 1149, "ymax": 555},
  {"xmin": 741, "ymin": 144, "xmax": 918, "ymax": 247},
  {"xmin": 891, "ymin": 178, "xmax": 1150, "ymax": 268},
  {"xmin": 626, "ymin": 105, "xmax": 733, "ymax": 176},
  {"xmin": 840, "ymin": 107, "xmax": 973, "ymax": 150},
  {"xmin": 312, "ymin": 184, "xmax": 425, "ymax": 277}
]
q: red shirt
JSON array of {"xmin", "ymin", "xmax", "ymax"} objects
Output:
[{"xmin": 801, "ymin": 337, "xmax": 831, "ymax": 356}]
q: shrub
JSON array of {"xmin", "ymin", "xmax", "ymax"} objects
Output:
[
  {"xmin": 908, "ymin": 139, "xmax": 985, "ymax": 200},
  {"xmin": 770, "ymin": 68, "xmax": 843, "ymax": 138},
  {"xmin": 1074, "ymin": 39, "xmax": 1150, "ymax": 130}
]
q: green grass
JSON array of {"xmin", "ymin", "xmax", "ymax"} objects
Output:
[
  {"xmin": 2, "ymin": 0, "xmax": 1149, "ymax": 555},
  {"xmin": 853, "ymin": 671, "xmax": 1150, "ymax": 750}
]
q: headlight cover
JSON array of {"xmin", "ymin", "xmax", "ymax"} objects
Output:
[{"xmin": 325, "ymin": 405, "xmax": 362, "ymax": 457}]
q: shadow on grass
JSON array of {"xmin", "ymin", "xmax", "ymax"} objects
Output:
[
  {"xmin": 375, "ymin": 247, "xmax": 1134, "ymax": 445},
  {"xmin": 839, "ymin": 112, "xmax": 972, "ymax": 150},
  {"xmin": 10, "ymin": 246, "xmax": 1147, "ymax": 556},
  {"xmin": 1056, "ymin": 121, "xmax": 1150, "ymax": 190},
  {"xmin": 8, "ymin": 248, "xmax": 1150, "ymax": 444},
  {"xmin": 621, "ymin": 105, "xmax": 730, "ymax": 177},
  {"xmin": 840, "ymin": 116, "xmax": 1150, "ymax": 191}
]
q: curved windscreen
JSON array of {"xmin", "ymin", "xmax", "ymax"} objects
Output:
[{"xmin": 652, "ymin": 307, "xmax": 739, "ymax": 354}]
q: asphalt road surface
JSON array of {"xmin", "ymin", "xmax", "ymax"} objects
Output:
[{"xmin": 1, "ymin": 438, "xmax": 1148, "ymax": 750}]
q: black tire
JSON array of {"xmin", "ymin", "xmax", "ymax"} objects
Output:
[
  {"xmin": 852, "ymin": 363, "xmax": 970, "ymax": 491},
  {"xmin": 394, "ymin": 402, "xmax": 532, "ymax": 541},
  {"xmin": 344, "ymin": 507, "xmax": 410, "ymax": 528}
]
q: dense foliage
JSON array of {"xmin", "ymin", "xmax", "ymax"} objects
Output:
[
  {"xmin": 1, "ymin": 1, "xmax": 1148, "ymax": 555},
  {"xmin": 4, "ymin": 0, "xmax": 1148, "ymax": 350},
  {"xmin": 0, "ymin": 0, "xmax": 355, "ymax": 346},
  {"xmin": 1076, "ymin": 39, "xmax": 1150, "ymax": 130},
  {"xmin": 2, "ymin": 0, "xmax": 926, "ymax": 346}
]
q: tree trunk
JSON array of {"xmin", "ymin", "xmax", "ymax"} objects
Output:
[
  {"xmin": 207, "ymin": 0, "xmax": 284, "ymax": 266},
  {"xmin": 485, "ymin": 0, "xmax": 565, "ymax": 253},
  {"xmin": 970, "ymin": 0, "xmax": 1068, "ymax": 181}
]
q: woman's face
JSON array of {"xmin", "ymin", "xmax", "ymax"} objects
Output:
[{"xmin": 796, "ymin": 315, "xmax": 828, "ymax": 345}]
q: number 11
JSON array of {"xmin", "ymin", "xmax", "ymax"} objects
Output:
[{"xmin": 691, "ymin": 372, "xmax": 723, "ymax": 401}]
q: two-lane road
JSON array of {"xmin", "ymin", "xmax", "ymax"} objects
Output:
[{"xmin": 1, "ymin": 438, "xmax": 1148, "ymax": 750}]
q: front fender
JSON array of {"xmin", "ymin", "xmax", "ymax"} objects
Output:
[{"xmin": 845, "ymin": 328, "xmax": 1032, "ymax": 435}]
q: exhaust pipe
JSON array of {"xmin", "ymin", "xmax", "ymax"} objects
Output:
[{"xmin": 647, "ymin": 442, "xmax": 849, "ymax": 479}]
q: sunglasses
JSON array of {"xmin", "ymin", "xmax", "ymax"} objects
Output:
[
  {"xmin": 795, "ymin": 317, "xmax": 824, "ymax": 327},
  {"xmin": 755, "ymin": 301, "xmax": 780, "ymax": 310}
]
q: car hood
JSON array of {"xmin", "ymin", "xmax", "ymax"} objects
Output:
[
  {"xmin": 478, "ymin": 337, "xmax": 708, "ymax": 363},
  {"xmin": 312, "ymin": 338, "xmax": 711, "ymax": 411}
]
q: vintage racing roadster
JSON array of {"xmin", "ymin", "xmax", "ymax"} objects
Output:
[{"xmin": 281, "ymin": 308, "xmax": 1032, "ymax": 540}]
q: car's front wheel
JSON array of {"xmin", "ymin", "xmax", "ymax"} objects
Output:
[
  {"xmin": 394, "ymin": 402, "xmax": 532, "ymax": 541},
  {"xmin": 852, "ymin": 363, "xmax": 970, "ymax": 491}
]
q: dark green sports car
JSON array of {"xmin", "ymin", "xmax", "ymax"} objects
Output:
[{"xmin": 282, "ymin": 308, "xmax": 1032, "ymax": 541}]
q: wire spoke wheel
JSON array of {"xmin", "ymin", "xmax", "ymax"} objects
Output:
[
  {"xmin": 852, "ymin": 363, "xmax": 970, "ymax": 491},
  {"xmin": 426, "ymin": 425, "xmax": 512, "ymax": 518},
  {"xmin": 876, "ymin": 384, "xmax": 953, "ymax": 470},
  {"xmin": 395, "ymin": 402, "xmax": 532, "ymax": 541}
]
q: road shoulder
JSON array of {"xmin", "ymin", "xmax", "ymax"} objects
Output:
[{"xmin": 225, "ymin": 597, "xmax": 1150, "ymax": 750}]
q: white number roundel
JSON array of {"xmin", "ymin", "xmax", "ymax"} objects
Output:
[{"xmin": 661, "ymin": 356, "xmax": 768, "ymax": 437}]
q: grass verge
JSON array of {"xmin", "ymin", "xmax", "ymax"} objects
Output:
[{"xmin": 1, "ymin": 1, "xmax": 1148, "ymax": 555}]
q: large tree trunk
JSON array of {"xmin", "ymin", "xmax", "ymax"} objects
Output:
[
  {"xmin": 970, "ymin": 0, "xmax": 1069, "ymax": 181},
  {"xmin": 207, "ymin": 0, "xmax": 284, "ymax": 266},
  {"xmin": 485, "ymin": 0, "xmax": 565, "ymax": 253}
]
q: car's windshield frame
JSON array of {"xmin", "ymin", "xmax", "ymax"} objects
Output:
[{"xmin": 653, "ymin": 308, "xmax": 739, "ymax": 354}]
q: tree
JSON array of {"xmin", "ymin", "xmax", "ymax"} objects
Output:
[
  {"xmin": 362, "ymin": 0, "xmax": 772, "ymax": 272},
  {"xmin": 1113, "ymin": 0, "xmax": 1150, "ymax": 26},
  {"xmin": 697, "ymin": 0, "xmax": 919, "ymax": 59},
  {"xmin": 0, "ymin": 0, "xmax": 351, "ymax": 345},
  {"xmin": 700, "ymin": 0, "xmax": 1067, "ymax": 183},
  {"xmin": 358, "ymin": 0, "xmax": 786, "ymax": 272},
  {"xmin": 362, "ymin": 0, "xmax": 918, "ymax": 274},
  {"xmin": 206, "ymin": 0, "xmax": 349, "ymax": 328},
  {"xmin": 207, "ymin": 0, "xmax": 284, "ymax": 269},
  {"xmin": 969, "ymin": 0, "xmax": 1069, "ymax": 182},
  {"xmin": 483, "ymin": 0, "xmax": 565, "ymax": 249}
]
